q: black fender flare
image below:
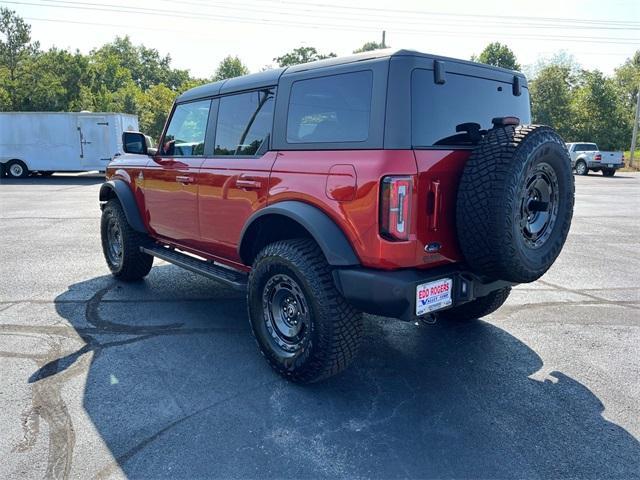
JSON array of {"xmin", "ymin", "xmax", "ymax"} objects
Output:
[
  {"xmin": 99, "ymin": 180, "xmax": 147, "ymax": 234},
  {"xmin": 239, "ymin": 201, "xmax": 360, "ymax": 267}
]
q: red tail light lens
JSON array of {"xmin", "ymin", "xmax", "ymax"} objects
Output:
[
  {"xmin": 380, "ymin": 176, "xmax": 412, "ymax": 241},
  {"xmin": 595, "ymin": 154, "xmax": 602, "ymax": 161}
]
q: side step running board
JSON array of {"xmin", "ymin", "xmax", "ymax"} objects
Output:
[{"xmin": 141, "ymin": 245, "xmax": 247, "ymax": 290}]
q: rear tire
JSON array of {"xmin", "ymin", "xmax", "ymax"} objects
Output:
[
  {"xmin": 6, "ymin": 160, "xmax": 29, "ymax": 178},
  {"xmin": 439, "ymin": 287, "xmax": 511, "ymax": 321},
  {"xmin": 100, "ymin": 199, "xmax": 153, "ymax": 281},
  {"xmin": 248, "ymin": 239, "xmax": 363, "ymax": 383},
  {"xmin": 575, "ymin": 160, "xmax": 588, "ymax": 176},
  {"xmin": 602, "ymin": 169, "xmax": 615, "ymax": 177}
]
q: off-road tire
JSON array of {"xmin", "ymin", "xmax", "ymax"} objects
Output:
[
  {"xmin": 439, "ymin": 287, "xmax": 511, "ymax": 321},
  {"xmin": 602, "ymin": 169, "xmax": 615, "ymax": 177},
  {"xmin": 6, "ymin": 160, "xmax": 29, "ymax": 178},
  {"xmin": 575, "ymin": 160, "xmax": 588, "ymax": 176},
  {"xmin": 456, "ymin": 125, "xmax": 574, "ymax": 283},
  {"xmin": 248, "ymin": 239, "xmax": 363, "ymax": 383},
  {"xmin": 100, "ymin": 199, "xmax": 153, "ymax": 281}
]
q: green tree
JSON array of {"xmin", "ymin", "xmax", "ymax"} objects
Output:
[
  {"xmin": 90, "ymin": 36, "xmax": 189, "ymax": 91},
  {"xmin": 213, "ymin": 55, "xmax": 249, "ymax": 81},
  {"xmin": 472, "ymin": 42, "xmax": 520, "ymax": 71},
  {"xmin": 614, "ymin": 51, "xmax": 640, "ymax": 123},
  {"xmin": 274, "ymin": 46, "xmax": 336, "ymax": 67},
  {"xmin": 353, "ymin": 41, "xmax": 387, "ymax": 53},
  {"xmin": 138, "ymin": 83, "xmax": 175, "ymax": 141},
  {"xmin": 570, "ymin": 70, "xmax": 629, "ymax": 149},
  {"xmin": 0, "ymin": 7, "xmax": 39, "ymax": 110},
  {"xmin": 17, "ymin": 48, "xmax": 88, "ymax": 111},
  {"xmin": 529, "ymin": 64, "xmax": 574, "ymax": 139}
]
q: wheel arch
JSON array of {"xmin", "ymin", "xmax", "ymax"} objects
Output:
[
  {"xmin": 99, "ymin": 180, "xmax": 147, "ymax": 234},
  {"xmin": 239, "ymin": 201, "xmax": 360, "ymax": 267}
]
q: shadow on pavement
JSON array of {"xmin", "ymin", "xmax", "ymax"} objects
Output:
[{"xmin": 25, "ymin": 266, "xmax": 640, "ymax": 478}]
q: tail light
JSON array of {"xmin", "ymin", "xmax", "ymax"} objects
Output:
[
  {"xmin": 380, "ymin": 176, "xmax": 413, "ymax": 241},
  {"xmin": 595, "ymin": 154, "xmax": 602, "ymax": 161}
]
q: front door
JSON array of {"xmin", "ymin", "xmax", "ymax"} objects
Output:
[
  {"xmin": 144, "ymin": 99, "xmax": 211, "ymax": 245},
  {"xmin": 77, "ymin": 115, "xmax": 111, "ymax": 170},
  {"xmin": 198, "ymin": 89, "xmax": 276, "ymax": 263}
]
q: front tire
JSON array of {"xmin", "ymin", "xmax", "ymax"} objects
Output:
[
  {"xmin": 439, "ymin": 287, "xmax": 511, "ymax": 321},
  {"xmin": 602, "ymin": 169, "xmax": 615, "ymax": 177},
  {"xmin": 100, "ymin": 199, "xmax": 153, "ymax": 281},
  {"xmin": 248, "ymin": 239, "xmax": 363, "ymax": 383}
]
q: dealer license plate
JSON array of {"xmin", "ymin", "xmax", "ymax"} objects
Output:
[
  {"xmin": 416, "ymin": 278, "xmax": 453, "ymax": 316},
  {"xmin": 608, "ymin": 164, "xmax": 614, "ymax": 168}
]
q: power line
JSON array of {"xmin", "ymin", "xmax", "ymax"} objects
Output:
[
  {"xmin": 150, "ymin": 0, "xmax": 640, "ymax": 31},
  {"xmin": 251, "ymin": 0, "xmax": 640, "ymax": 27},
  {"xmin": 5, "ymin": 0, "xmax": 640, "ymax": 45}
]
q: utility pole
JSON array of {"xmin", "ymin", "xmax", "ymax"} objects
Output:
[
  {"xmin": 382, "ymin": 30, "xmax": 386, "ymax": 49},
  {"xmin": 630, "ymin": 86, "xmax": 640, "ymax": 168}
]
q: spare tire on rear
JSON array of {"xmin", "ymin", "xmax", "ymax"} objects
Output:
[{"xmin": 456, "ymin": 124, "xmax": 574, "ymax": 283}]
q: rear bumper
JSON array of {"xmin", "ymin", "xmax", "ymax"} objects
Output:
[
  {"xmin": 332, "ymin": 264, "xmax": 513, "ymax": 321},
  {"xmin": 588, "ymin": 162, "xmax": 623, "ymax": 169}
]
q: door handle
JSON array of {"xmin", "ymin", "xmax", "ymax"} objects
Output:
[
  {"xmin": 236, "ymin": 176, "xmax": 262, "ymax": 189},
  {"xmin": 176, "ymin": 175, "xmax": 195, "ymax": 185}
]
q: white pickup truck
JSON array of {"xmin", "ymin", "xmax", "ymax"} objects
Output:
[{"xmin": 566, "ymin": 142, "xmax": 625, "ymax": 177}]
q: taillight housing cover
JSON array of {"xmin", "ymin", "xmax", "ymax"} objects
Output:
[
  {"xmin": 380, "ymin": 176, "xmax": 413, "ymax": 241},
  {"xmin": 594, "ymin": 154, "xmax": 602, "ymax": 161}
]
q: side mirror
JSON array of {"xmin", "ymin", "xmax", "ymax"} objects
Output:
[{"xmin": 122, "ymin": 131, "xmax": 154, "ymax": 155}]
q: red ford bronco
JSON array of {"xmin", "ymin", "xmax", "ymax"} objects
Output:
[{"xmin": 99, "ymin": 49, "xmax": 574, "ymax": 383}]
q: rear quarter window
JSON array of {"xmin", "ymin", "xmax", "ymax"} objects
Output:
[
  {"xmin": 411, "ymin": 69, "xmax": 531, "ymax": 147},
  {"xmin": 286, "ymin": 70, "xmax": 373, "ymax": 144}
]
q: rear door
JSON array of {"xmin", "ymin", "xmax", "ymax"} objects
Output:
[
  {"xmin": 77, "ymin": 115, "xmax": 112, "ymax": 170},
  {"xmin": 144, "ymin": 99, "xmax": 211, "ymax": 245},
  {"xmin": 197, "ymin": 89, "xmax": 277, "ymax": 262}
]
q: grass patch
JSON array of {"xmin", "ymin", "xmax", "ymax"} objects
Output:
[{"xmin": 621, "ymin": 151, "xmax": 640, "ymax": 171}]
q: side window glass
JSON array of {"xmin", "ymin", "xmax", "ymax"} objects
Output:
[
  {"xmin": 286, "ymin": 71, "xmax": 373, "ymax": 144},
  {"xmin": 161, "ymin": 100, "xmax": 211, "ymax": 156},
  {"xmin": 214, "ymin": 89, "xmax": 275, "ymax": 156}
]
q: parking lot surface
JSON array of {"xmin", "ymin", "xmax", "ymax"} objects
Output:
[{"xmin": 1, "ymin": 172, "xmax": 639, "ymax": 479}]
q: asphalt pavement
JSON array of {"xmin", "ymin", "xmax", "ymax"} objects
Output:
[{"xmin": 1, "ymin": 171, "xmax": 639, "ymax": 479}]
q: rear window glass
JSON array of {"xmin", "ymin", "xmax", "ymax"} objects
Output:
[
  {"xmin": 286, "ymin": 70, "xmax": 372, "ymax": 144},
  {"xmin": 574, "ymin": 143, "xmax": 597, "ymax": 152},
  {"xmin": 411, "ymin": 69, "xmax": 531, "ymax": 147},
  {"xmin": 214, "ymin": 89, "xmax": 274, "ymax": 156}
]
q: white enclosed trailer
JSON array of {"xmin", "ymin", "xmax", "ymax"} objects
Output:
[{"xmin": 0, "ymin": 112, "xmax": 139, "ymax": 178}]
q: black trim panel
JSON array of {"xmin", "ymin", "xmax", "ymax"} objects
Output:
[
  {"xmin": 99, "ymin": 180, "xmax": 147, "ymax": 234},
  {"xmin": 239, "ymin": 201, "xmax": 360, "ymax": 266},
  {"xmin": 333, "ymin": 264, "xmax": 513, "ymax": 321}
]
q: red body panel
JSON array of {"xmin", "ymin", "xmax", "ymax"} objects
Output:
[
  {"xmin": 106, "ymin": 148, "xmax": 469, "ymax": 271},
  {"xmin": 196, "ymin": 152, "xmax": 278, "ymax": 262},
  {"xmin": 144, "ymin": 156, "xmax": 204, "ymax": 244}
]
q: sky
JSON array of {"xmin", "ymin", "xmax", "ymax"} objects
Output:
[{"xmin": 2, "ymin": 0, "xmax": 639, "ymax": 79}]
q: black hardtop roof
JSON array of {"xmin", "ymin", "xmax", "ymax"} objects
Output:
[{"xmin": 177, "ymin": 49, "xmax": 526, "ymax": 103}]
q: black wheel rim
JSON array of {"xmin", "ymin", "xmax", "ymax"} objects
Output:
[
  {"xmin": 262, "ymin": 274, "xmax": 310, "ymax": 353},
  {"xmin": 106, "ymin": 215, "xmax": 124, "ymax": 267},
  {"xmin": 519, "ymin": 162, "xmax": 560, "ymax": 249}
]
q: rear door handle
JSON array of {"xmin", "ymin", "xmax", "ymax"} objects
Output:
[
  {"xmin": 176, "ymin": 175, "xmax": 195, "ymax": 185},
  {"xmin": 236, "ymin": 176, "xmax": 262, "ymax": 189}
]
